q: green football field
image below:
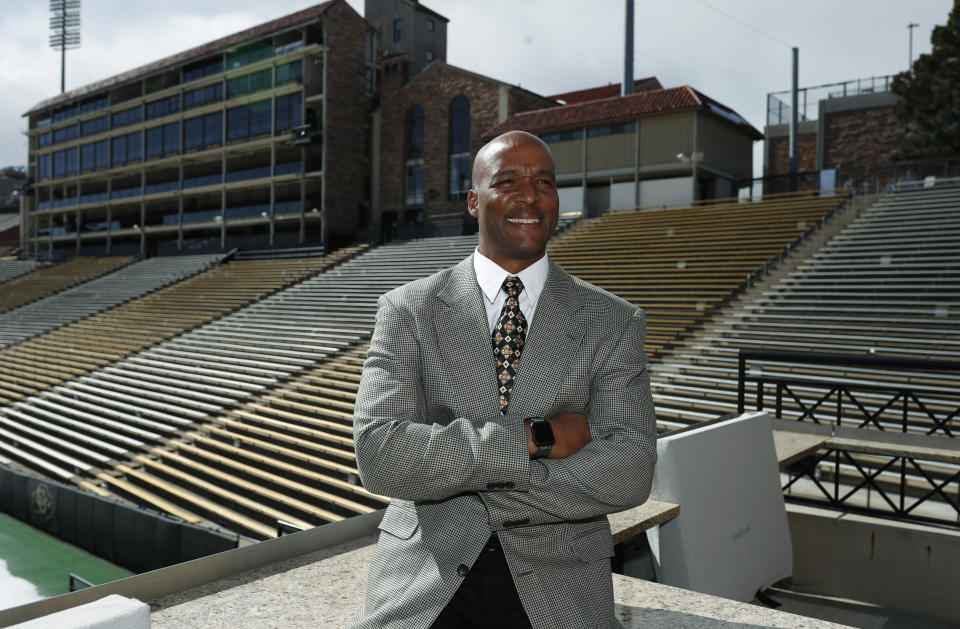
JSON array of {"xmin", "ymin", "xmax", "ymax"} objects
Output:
[{"xmin": 0, "ymin": 512, "xmax": 132, "ymax": 610}]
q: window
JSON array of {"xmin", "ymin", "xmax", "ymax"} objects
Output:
[
  {"xmin": 38, "ymin": 132, "xmax": 52, "ymax": 147},
  {"xmin": 112, "ymin": 131, "xmax": 142, "ymax": 166},
  {"xmin": 227, "ymin": 68, "xmax": 271, "ymax": 98},
  {"xmin": 540, "ymin": 129, "xmax": 584, "ymax": 144},
  {"xmin": 425, "ymin": 49, "xmax": 435, "ymax": 64},
  {"xmin": 184, "ymin": 83, "xmax": 223, "ymax": 110},
  {"xmin": 184, "ymin": 112, "xmax": 222, "ymax": 151},
  {"xmin": 146, "ymin": 123, "xmax": 179, "ymax": 158},
  {"xmin": 404, "ymin": 105, "xmax": 424, "ymax": 205},
  {"xmin": 112, "ymin": 106, "xmax": 142, "ymax": 129},
  {"xmin": 81, "ymin": 143, "xmax": 95, "ymax": 172},
  {"xmin": 81, "ymin": 115, "xmax": 108, "ymax": 137},
  {"xmin": 146, "ymin": 95, "xmax": 180, "ymax": 120},
  {"xmin": 204, "ymin": 112, "xmax": 222, "ymax": 147},
  {"xmin": 427, "ymin": 19, "xmax": 435, "ymax": 32},
  {"xmin": 82, "ymin": 140, "xmax": 108, "ymax": 172},
  {"xmin": 448, "ymin": 95, "xmax": 470, "ymax": 200},
  {"xmin": 37, "ymin": 154, "xmax": 51, "ymax": 180},
  {"xmin": 184, "ymin": 59, "xmax": 222, "ymax": 83},
  {"xmin": 393, "ymin": 18, "xmax": 403, "ymax": 43},
  {"xmin": 227, "ymin": 99, "xmax": 271, "ymax": 142},
  {"xmin": 53, "ymin": 124, "xmax": 78, "ymax": 144},
  {"xmin": 275, "ymin": 92, "xmax": 302, "ymax": 133},
  {"xmin": 225, "ymin": 40, "xmax": 273, "ymax": 70},
  {"xmin": 586, "ymin": 122, "xmax": 635, "ymax": 138},
  {"xmin": 276, "ymin": 61, "xmax": 303, "ymax": 86},
  {"xmin": 164, "ymin": 122, "xmax": 180, "ymax": 155},
  {"xmin": 184, "ymin": 117, "xmax": 203, "ymax": 151}
]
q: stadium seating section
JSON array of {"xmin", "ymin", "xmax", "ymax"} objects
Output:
[
  {"xmin": 2, "ymin": 185, "xmax": 958, "ymax": 539},
  {"xmin": 547, "ymin": 193, "xmax": 845, "ymax": 358}
]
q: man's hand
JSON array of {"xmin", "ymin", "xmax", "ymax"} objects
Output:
[{"xmin": 526, "ymin": 413, "xmax": 591, "ymax": 459}]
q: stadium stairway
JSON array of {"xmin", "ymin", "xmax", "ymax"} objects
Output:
[
  {"xmin": 0, "ymin": 256, "xmax": 135, "ymax": 314},
  {"xmin": 649, "ymin": 182, "xmax": 960, "ymax": 432},
  {"xmin": 0, "ymin": 253, "xmax": 224, "ymax": 348},
  {"xmin": 0, "ymin": 259, "xmax": 44, "ymax": 285},
  {"xmin": 0, "ymin": 247, "xmax": 365, "ymax": 406},
  {"xmin": 547, "ymin": 192, "xmax": 849, "ymax": 360},
  {"xmin": 0, "ymin": 237, "xmax": 478, "ymax": 539}
]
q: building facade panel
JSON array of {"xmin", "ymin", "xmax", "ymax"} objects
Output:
[{"xmin": 638, "ymin": 113, "xmax": 694, "ymax": 166}]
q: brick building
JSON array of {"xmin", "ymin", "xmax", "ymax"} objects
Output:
[
  {"xmin": 764, "ymin": 76, "xmax": 907, "ymax": 191},
  {"xmin": 372, "ymin": 59, "xmax": 557, "ymax": 239},
  {"xmin": 487, "ymin": 84, "xmax": 762, "ymax": 213},
  {"xmin": 22, "ymin": 0, "xmax": 375, "ymax": 259}
]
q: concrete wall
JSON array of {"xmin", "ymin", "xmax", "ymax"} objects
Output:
[{"xmin": 786, "ymin": 503, "xmax": 960, "ymax": 622}]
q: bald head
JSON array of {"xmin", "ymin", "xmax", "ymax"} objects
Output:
[{"xmin": 471, "ymin": 131, "xmax": 555, "ymax": 189}]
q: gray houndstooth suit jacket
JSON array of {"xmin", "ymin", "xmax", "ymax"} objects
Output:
[{"xmin": 350, "ymin": 254, "xmax": 657, "ymax": 629}]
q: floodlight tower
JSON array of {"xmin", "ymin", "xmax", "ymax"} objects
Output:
[{"xmin": 49, "ymin": 0, "xmax": 81, "ymax": 94}]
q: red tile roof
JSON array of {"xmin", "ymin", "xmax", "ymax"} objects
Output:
[
  {"xmin": 484, "ymin": 85, "xmax": 762, "ymax": 140},
  {"xmin": 548, "ymin": 77, "xmax": 661, "ymax": 104},
  {"xmin": 25, "ymin": 1, "xmax": 340, "ymax": 116}
]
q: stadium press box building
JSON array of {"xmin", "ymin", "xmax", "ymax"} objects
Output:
[{"xmin": 21, "ymin": 0, "xmax": 374, "ymax": 259}]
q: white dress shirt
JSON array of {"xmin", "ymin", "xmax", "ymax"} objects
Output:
[{"xmin": 473, "ymin": 248, "xmax": 550, "ymax": 334}]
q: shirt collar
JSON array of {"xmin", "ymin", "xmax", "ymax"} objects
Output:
[{"xmin": 473, "ymin": 248, "xmax": 550, "ymax": 306}]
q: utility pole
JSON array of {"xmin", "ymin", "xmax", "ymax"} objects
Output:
[
  {"xmin": 789, "ymin": 47, "xmax": 798, "ymax": 193},
  {"xmin": 908, "ymin": 22, "xmax": 919, "ymax": 70},
  {"xmin": 623, "ymin": 0, "xmax": 634, "ymax": 95},
  {"xmin": 49, "ymin": 0, "xmax": 81, "ymax": 94}
]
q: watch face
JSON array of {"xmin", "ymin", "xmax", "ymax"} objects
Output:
[{"xmin": 530, "ymin": 420, "xmax": 555, "ymax": 446}]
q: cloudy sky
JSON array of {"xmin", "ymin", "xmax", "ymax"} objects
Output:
[{"xmin": 0, "ymin": 0, "xmax": 953, "ymax": 174}]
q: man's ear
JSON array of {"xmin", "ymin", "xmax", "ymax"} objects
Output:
[{"xmin": 467, "ymin": 189, "xmax": 479, "ymax": 217}]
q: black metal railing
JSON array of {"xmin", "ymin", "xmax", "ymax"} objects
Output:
[
  {"xmin": 68, "ymin": 573, "xmax": 94, "ymax": 592},
  {"xmin": 783, "ymin": 445, "xmax": 960, "ymax": 527},
  {"xmin": 737, "ymin": 350, "xmax": 960, "ymax": 436}
]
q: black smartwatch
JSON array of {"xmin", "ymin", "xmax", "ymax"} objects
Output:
[{"xmin": 527, "ymin": 417, "xmax": 555, "ymax": 459}]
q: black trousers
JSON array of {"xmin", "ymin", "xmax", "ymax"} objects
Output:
[{"xmin": 430, "ymin": 535, "xmax": 534, "ymax": 629}]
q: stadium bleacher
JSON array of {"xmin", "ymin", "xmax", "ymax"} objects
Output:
[
  {"xmin": 0, "ymin": 248, "xmax": 364, "ymax": 406},
  {"xmin": 0, "ymin": 256, "xmax": 135, "ymax": 314},
  {"xmin": 547, "ymin": 193, "xmax": 847, "ymax": 359},
  {"xmin": 0, "ymin": 254, "xmax": 224, "ymax": 348},
  {"xmin": 0, "ymin": 259, "xmax": 44, "ymax": 284},
  {"xmin": 650, "ymin": 183, "xmax": 960, "ymax": 431}
]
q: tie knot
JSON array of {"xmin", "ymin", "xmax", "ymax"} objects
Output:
[{"xmin": 501, "ymin": 275, "xmax": 524, "ymax": 298}]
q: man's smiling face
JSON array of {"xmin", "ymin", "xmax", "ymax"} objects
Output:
[{"xmin": 468, "ymin": 131, "xmax": 560, "ymax": 274}]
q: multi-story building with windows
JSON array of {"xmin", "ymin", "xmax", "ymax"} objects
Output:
[{"xmin": 22, "ymin": 0, "xmax": 375, "ymax": 259}]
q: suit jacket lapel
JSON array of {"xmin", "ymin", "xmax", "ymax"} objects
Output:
[
  {"xmin": 436, "ymin": 255, "xmax": 500, "ymax": 416},
  {"xmin": 509, "ymin": 261, "xmax": 584, "ymax": 417}
]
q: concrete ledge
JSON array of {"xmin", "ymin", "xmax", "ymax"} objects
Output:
[
  {"xmin": 151, "ymin": 534, "xmax": 853, "ymax": 628},
  {"xmin": 9, "ymin": 595, "xmax": 148, "ymax": 629}
]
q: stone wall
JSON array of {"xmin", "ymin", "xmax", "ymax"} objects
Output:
[
  {"xmin": 823, "ymin": 107, "xmax": 906, "ymax": 169},
  {"xmin": 322, "ymin": 1, "xmax": 370, "ymax": 247}
]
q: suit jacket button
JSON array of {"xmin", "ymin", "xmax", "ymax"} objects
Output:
[{"xmin": 457, "ymin": 564, "xmax": 470, "ymax": 577}]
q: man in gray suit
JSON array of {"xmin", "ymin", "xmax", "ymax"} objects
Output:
[{"xmin": 351, "ymin": 130, "xmax": 657, "ymax": 628}]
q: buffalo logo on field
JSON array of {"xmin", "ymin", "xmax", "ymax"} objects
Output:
[{"xmin": 30, "ymin": 483, "xmax": 55, "ymax": 524}]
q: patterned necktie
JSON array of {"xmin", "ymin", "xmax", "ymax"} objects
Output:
[{"xmin": 493, "ymin": 275, "xmax": 527, "ymax": 414}]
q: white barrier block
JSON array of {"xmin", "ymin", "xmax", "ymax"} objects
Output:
[
  {"xmin": 9, "ymin": 594, "xmax": 149, "ymax": 629},
  {"xmin": 647, "ymin": 411, "xmax": 792, "ymax": 602}
]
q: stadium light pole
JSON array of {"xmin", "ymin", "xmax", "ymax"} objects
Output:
[
  {"xmin": 49, "ymin": 0, "xmax": 81, "ymax": 94},
  {"xmin": 623, "ymin": 0, "xmax": 634, "ymax": 96},
  {"xmin": 789, "ymin": 47, "xmax": 798, "ymax": 193},
  {"xmin": 908, "ymin": 22, "xmax": 919, "ymax": 70}
]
